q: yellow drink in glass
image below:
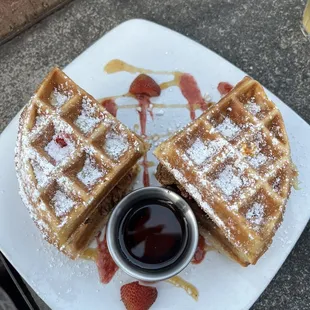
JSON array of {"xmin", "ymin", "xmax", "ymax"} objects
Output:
[{"xmin": 301, "ymin": 0, "xmax": 310, "ymax": 37}]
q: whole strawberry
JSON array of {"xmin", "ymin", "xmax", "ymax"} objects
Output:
[{"xmin": 121, "ymin": 281, "xmax": 158, "ymax": 310}]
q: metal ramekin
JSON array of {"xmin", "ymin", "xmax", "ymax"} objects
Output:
[{"xmin": 106, "ymin": 186, "xmax": 198, "ymax": 282}]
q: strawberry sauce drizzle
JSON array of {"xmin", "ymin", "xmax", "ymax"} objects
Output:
[
  {"xmin": 95, "ymin": 232, "xmax": 119, "ymax": 284},
  {"xmin": 101, "ymin": 98, "xmax": 118, "ymax": 117},
  {"xmin": 217, "ymin": 82, "xmax": 233, "ymax": 96},
  {"xmin": 136, "ymin": 95, "xmax": 154, "ymax": 137},
  {"xmin": 142, "ymin": 154, "xmax": 150, "ymax": 187},
  {"xmin": 128, "ymin": 74, "xmax": 160, "ymax": 186},
  {"xmin": 191, "ymin": 234, "xmax": 207, "ymax": 265},
  {"xmin": 179, "ymin": 73, "xmax": 207, "ymax": 121},
  {"xmin": 129, "ymin": 74, "xmax": 158, "ymax": 137},
  {"xmin": 134, "ymin": 94, "xmax": 154, "ymax": 187},
  {"xmin": 55, "ymin": 137, "xmax": 67, "ymax": 148}
]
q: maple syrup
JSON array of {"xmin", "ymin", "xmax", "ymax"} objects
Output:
[{"xmin": 119, "ymin": 198, "xmax": 188, "ymax": 269}]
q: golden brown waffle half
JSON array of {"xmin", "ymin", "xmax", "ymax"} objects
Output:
[
  {"xmin": 155, "ymin": 165, "xmax": 251, "ymax": 266},
  {"xmin": 15, "ymin": 67, "xmax": 148, "ymax": 258},
  {"xmin": 154, "ymin": 76, "xmax": 297, "ymax": 266},
  {"xmin": 154, "ymin": 167, "xmax": 246, "ymax": 265}
]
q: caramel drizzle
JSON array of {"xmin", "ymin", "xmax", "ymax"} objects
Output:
[
  {"xmin": 80, "ymin": 247, "xmax": 98, "ymax": 261},
  {"xmin": 101, "ymin": 59, "xmax": 211, "ymax": 113},
  {"xmin": 166, "ymin": 276, "xmax": 199, "ymax": 301}
]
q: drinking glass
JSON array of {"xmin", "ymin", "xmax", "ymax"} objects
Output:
[{"xmin": 301, "ymin": 0, "xmax": 310, "ymax": 40}]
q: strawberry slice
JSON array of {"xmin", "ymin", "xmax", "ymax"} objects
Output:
[
  {"xmin": 96, "ymin": 233, "xmax": 118, "ymax": 284},
  {"xmin": 121, "ymin": 281, "xmax": 158, "ymax": 310},
  {"xmin": 129, "ymin": 74, "xmax": 161, "ymax": 97},
  {"xmin": 55, "ymin": 137, "xmax": 67, "ymax": 148}
]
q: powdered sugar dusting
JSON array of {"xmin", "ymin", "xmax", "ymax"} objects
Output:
[
  {"xmin": 36, "ymin": 219, "xmax": 49, "ymax": 232},
  {"xmin": 247, "ymin": 153, "xmax": 267, "ymax": 168},
  {"xmin": 35, "ymin": 115, "xmax": 46, "ymax": 128},
  {"xmin": 186, "ymin": 138, "xmax": 226, "ymax": 165},
  {"xmin": 215, "ymin": 118, "xmax": 240, "ymax": 140},
  {"xmin": 104, "ymin": 130, "xmax": 129, "ymax": 160},
  {"xmin": 272, "ymin": 137, "xmax": 279, "ymax": 145},
  {"xmin": 272, "ymin": 177, "xmax": 282, "ymax": 193},
  {"xmin": 50, "ymin": 88, "xmax": 72, "ymax": 108},
  {"xmin": 171, "ymin": 168, "xmax": 236, "ymax": 245},
  {"xmin": 77, "ymin": 156, "xmax": 104, "ymax": 187},
  {"xmin": 51, "ymin": 190, "xmax": 75, "ymax": 217},
  {"xmin": 245, "ymin": 97, "xmax": 261, "ymax": 116},
  {"xmin": 215, "ymin": 165, "xmax": 243, "ymax": 197},
  {"xmin": 45, "ymin": 135, "xmax": 75, "ymax": 164},
  {"xmin": 32, "ymin": 161, "xmax": 49, "ymax": 187},
  {"xmin": 246, "ymin": 203, "xmax": 265, "ymax": 230},
  {"xmin": 244, "ymin": 132, "xmax": 269, "ymax": 168},
  {"xmin": 74, "ymin": 97, "xmax": 101, "ymax": 134}
]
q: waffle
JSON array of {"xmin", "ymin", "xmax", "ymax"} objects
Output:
[
  {"xmin": 65, "ymin": 164, "xmax": 140, "ymax": 256},
  {"xmin": 15, "ymin": 67, "xmax": 148, "ymax": 258},
  {"xmin": 154, "ymin": 76, "xmax": 297, "ymax": 266}
]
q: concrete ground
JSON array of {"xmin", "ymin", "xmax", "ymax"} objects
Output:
[{"xmin": 0, "ymin": 0, "xmax": 309, "ymax": 309}]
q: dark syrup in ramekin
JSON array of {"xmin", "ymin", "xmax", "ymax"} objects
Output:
[{"xmin": 119, "ymin": 198, "xmax": 188, "ymax": 269}]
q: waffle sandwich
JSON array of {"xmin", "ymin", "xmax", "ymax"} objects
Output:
[
  {"xmin": 154, "ymin": 77, "xmax": 297, "ymax": 266},
  {"xmin": 15, "ymin": 68, "xmax": 148, "ymax": 258}
]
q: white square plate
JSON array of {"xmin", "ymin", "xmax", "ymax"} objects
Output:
[{"xmin": 0, "ymin": 19, "xmax": 309, "ymax": 310}]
